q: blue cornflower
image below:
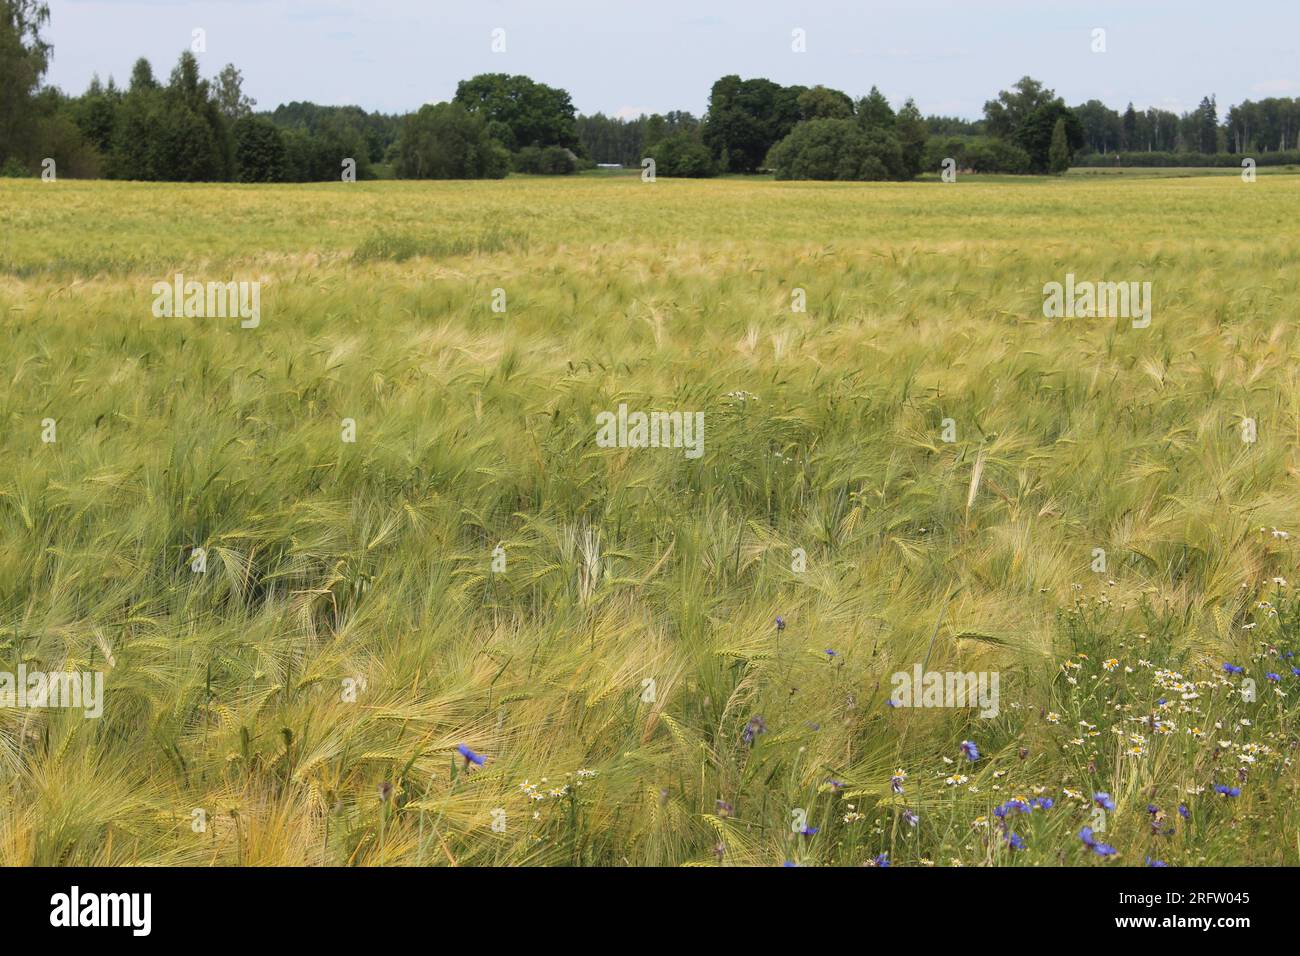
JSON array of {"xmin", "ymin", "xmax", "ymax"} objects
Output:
[
  {"xmin": 824, "ymin": 649, "xmax": 837, "ymax": 657},
  {"xmin": 1094, "ymin": 792, "xmax": 1115, "ymax": 811},
  {"xmin": 1032, "ymin": 797, "xmax": 1054, "ymax": 810},
  {"xmin": 902, "ymin": 809, "xmax": 919, "ymax": 827},
  {"xmin": 799, "ymin": 826, "xmax": 819, "ymax": 837},
  {"xmin": 775, "ymin": 616, "xmax": 786, "ymax": 632},
  {"xmin": 1266, "ymin": 672, "xmax": 1281, "ymax": 682},
  {"xmin": 1178, "ymin": 804, "xmax": 1190, "ymax": 820},
  {"xmin": 1292, "ymin": 667, "xmax": 1300, "ymax": 678},
  {"xmin": 1223, "ymin": 662, "xmax": 1244, "ymax": 674},
  {"xmin": 1214, "ymin": 784, "xmax": 1241, "ymax": 798},
  {"xmin": 1146, "ymin": 857, "xmax": 1168, "ymax": 867},
  {"xmin": 960, "ymin": 740, "xmax": 980, "ymax": 761},
  {"xmin": 870, "ymin": 852, "xmax": 889, "ymax": 867},
  {"xmin": 994, "ymin": 798, "xmax": 1031, "ymax": 818},
  {"xmin": 1006, "ymin": 832, "xmax": 1025, "ymax": 850},
  {"xmin": 742, "ymin": 715, "xmax": 767, "ymax": 746},
  {"xmin": 1079, "ymin": 827, "xmax": 1117, "ymax": 857},
  {"xmin": 456, "ymin": 743, "xmax": 486, "ymax": 766}
]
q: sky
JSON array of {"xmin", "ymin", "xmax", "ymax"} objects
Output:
[{"xmin": 44, "ymin": 0, "xmax": 1300, "ymax": 120}]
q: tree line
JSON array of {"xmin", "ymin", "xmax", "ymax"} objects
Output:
[{"xmin": 3, "ymin": 1, "xmax": 1297, "ymax": 183}]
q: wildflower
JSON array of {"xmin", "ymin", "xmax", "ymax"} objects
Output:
[
  {"xmin": 716, "ymin": 799, "xmax": 733, "ymax": 817},
  {"xmin": 868, "ymin": 852, "xmax": 889, "ymax": 867},
  {"xmin": 960, "ymin": 740, "xmax": 980, "ymax": 761},
  {"xmin": 1079, "ymin": 827, "xmax": 1117, "ymax": 857},
  {"xmin": 902, "ymin": 809, "xmax": 919, "ymax": 827},
  {"xmin": 945, "ymin": 774, "xmax": 968, "ymax": 786},
  {"xmin": 775, "ymin": 616, "xmax": 786, "ymax": 632},
  {"xmin": 1213, "ymin": 784, "xmax": 1241, "ymax": 798},
  {"xmin": 799, "ymin": 826, "xmax": 819, "ymax": 837},
  {"xmin": 1094, "ymin": 792, "xmax": 1115, "ymax": 811},
  {"xmin": 890, "ymin": 769, "xmax": 907, "ymax": 794},
  {"xmin": 1178, "ymin": 804, "xmax": 1190, "ymax": 819},
  {"xmin": 1102, "ymin": 658, "xmax": 1119, "ymax": 672},
  {"xmin": 378, "ymin": 781, "xmax": 393, "ymax": 802},
  {"xmin": 825, "ymin": 649, "xmax": 837, "ymax": 658},
  {"xmin": 1266, "ymin": 673, "xmax": 1281, "ymax": 682},
  {"xmin": 456, "ymin": 744, "xmax": 486, "ymax": 766},
  {"xmin": 1222, "ymin": 663, "xmax": 1244, "ymax": 674},
  {"xmin": 1146, "ymin": 857, "xmax": 1168, "ymax": 867},
  {"xmin": 742, "ymin": 715, "xmax": 767, "ymax": 746},
  {"xmin": 1046, "ymin": 711, "xmax": 1060, "ymax": 724},
  {"xmin": 1005, "ymin": 832, "xmax": 1025, "ymax": 850}
]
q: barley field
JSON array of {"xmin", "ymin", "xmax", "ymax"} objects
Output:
[{"xmin": 2, "ymin": 172, "xmax": 1299, "ymax": 867}]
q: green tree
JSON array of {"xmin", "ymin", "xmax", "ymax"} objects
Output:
[
  {"xmin": 453, "ymin": 73, "xmax": 579, "ymax": 151},
  {"xmin": 73, "ymin": 73, "xmax": 119, "ymax": 153},
  {"xmin": 702, "ymin": 75, "xmax": 803, "ymax": 172},
  {"xmin": 0, "ymin": 0, "xmax": 52, "ymax": 165},
  {"xmin": 797, "ymin": 84, "xmax": 854, "ymax": 120},
  {"xmin": 765, "ymin": 118, "xmax": 907, "ymax": 181},
  {"xmin": 1048, "ymin": 117, "xmax": 1071, "ymax": 173},
  {"xmin": 129, "ymin": 56, "xmax": 157, "ymax": 92},
  {"xmin": 894, "ymin": 98, "xmax": 928, "ymax": 178},
  {"xmin": 646, "ymin": 131, "xmax": 716, "ymax": 177},
  {"xmin": 856, "ymin": 86, "xmax": 895, "ymax": 132},
  {"xmin": 1073, "ymin": 99, "xmax": 1122, "ymax": 153},
  {"xmin": 1121, "ymin": 102, "xmax": 1138, "ymax": 150},
  {"xmin": 1196, "ymin": 95, "xmax": 1219, "ymax": 153},
  {"xmin": 232, "ymin": 114, "xmax": 286, "ymax": 182},
  {"xmin": 394, "ymin": 101, "xmax": 509, "ymax": 179},
  {"xmin": 214, "ymin": 63, "xmax": 255, "ymax": 121},
  {"xmin": 1014, "ymin": 101, "xmax": 1084, "ymax": 172},
  {"xmin": 983, "ymin": 76, "xmax": 1055, "ymax": 139}
]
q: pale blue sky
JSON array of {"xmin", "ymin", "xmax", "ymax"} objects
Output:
[{"xmin": 46, "ymin": 0, "xmax": 1300, "ymax": 119}]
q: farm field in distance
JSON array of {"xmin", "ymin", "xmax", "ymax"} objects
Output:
[{"xmin": 2, "ymin": 171, "xmax": 1299, "ymax": 866}]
